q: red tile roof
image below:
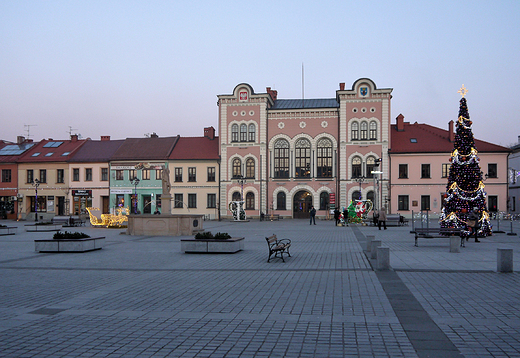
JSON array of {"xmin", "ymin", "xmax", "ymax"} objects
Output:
[
  {"xmin": 390, "ymin": 122, "xmax": 510, "ymax": 154},
  {"xmin": 69, "ymin": 139, "xmax": 125, "ymax": 162},
  {"xmin": 168, "ymin": 136, "xmax": 220, "ymax": 160},
  {"xmin": 111, "ymin": 136, "xmax": 179, "ymax": 161},
  {"xmin": 16, "ymin": 139, "xmax": 88, "ymax": 163}
]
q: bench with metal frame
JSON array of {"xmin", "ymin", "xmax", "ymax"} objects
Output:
[
  {"xmin": 265, "ymin": 234, "xmax": 291, "ymax": 262},
  {"xmin": 414, "ymin": 227, "xmax": 464, "ymax": 247}
]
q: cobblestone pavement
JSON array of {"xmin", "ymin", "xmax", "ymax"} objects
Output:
[{"xmin": 0, "ymin": 218, "xmax": 519, "ymax": 357}]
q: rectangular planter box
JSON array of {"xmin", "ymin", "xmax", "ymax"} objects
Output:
[
  {"xmin": 26, "ymin": 224, "xmax": 62, "ymax": 232},
  {"xmin": 181, "ymin": 237, "xmax": 244, "ymax": 253},
  {"xmin": 35, "ymin": 237, "xmax": 105, "ymax": 253}
]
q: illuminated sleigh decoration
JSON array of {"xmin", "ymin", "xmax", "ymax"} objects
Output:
[{"xmin": 86, "ymin": 207, "xmax": 129, "ymax": 228}]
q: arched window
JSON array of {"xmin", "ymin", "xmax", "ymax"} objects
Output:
[
  {"xmin": 240, "ymin": 124, "xmax": 247, "ymax": 142},
  {"xmin": 246, "ymin": 158, "xmax": 255, "ymax": 179},
  {"xmin": 232, "ymin": 191, "xmax": 241, "ymax": 201},
  {"xmin": 295, "ymin": 138, "xmax": 311, "ymax": 178},
  {"xmin": 319, "ymin": 192, "xmax": 329, "ymax": 210},
  {"xmin": 277, "ymin": 192, "xmax": 286, "ymax": 210},
  {"xmin": 317, "ymin": 138, "xmax": 333, "ymax": 178},
  {"xmin": 360, "ymin": 121, "xmax": 368, "ymax": 140},
  {"xmin": 352, "ymin": 156, "xmax": 362, "ymax": 178},
  {"xmin": 366, "ymin": 156, "xmax": 376, "ymax": 178},
  {"xmin": 232, "ymin": 158, "xmax": 242, "ymax": 178},
  {"xmin": 369, "ymin": 121, "xmax": 377, "ymax": 140},
  {"xmin": 367, "ymin": 191, "xmax": 374, "ymax": 204},
  {"xmin": 248, "ymin": 124, "xmax": 255, "ymax": 142},
  {"xmin": 274, "ymin": 139, "xmax": 289, "ymax": 178},
  {"xmin": 352, "ymin": 190, "xmax": 361, "ymax": 201},
  {"xmin": 231, "ymin": 124, "xmax": 239, "ymax": 142},
  {"xmin": 351, "ymin": 122, "xmax": 359, "ymax": 140},
  {"xmin": 246, "ymin": 192, "xmax": 255, "ymax": 210}
]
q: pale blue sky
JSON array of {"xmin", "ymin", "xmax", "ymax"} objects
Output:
[{"xmin": 1, "ymin": 1, "xmax": 519, "ymax": 146}]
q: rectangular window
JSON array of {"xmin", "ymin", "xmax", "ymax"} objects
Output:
[
  {"xmin": 128, "ymin": 169, "xmax": 136, "ymax": 180},
  {"xmin": 487, "ymin": 163, "xmax": 497, "ymax": 178},
  {"xmin": 188, "ymin": 194, "xmax": 197, "ymax": 208},
  {"xmin": 421, "ymin": 164, "xmax": 431, "ymax": 179},
  {"xmin": 156, "ymin": 169, "xmax": 162, "ymax": 180},
  {"xmin": 188, "ymin": 167, "xmax": 196, "ymax": 182},
  {"xmin": 488, "ymin": 195, "xmax": 498, "ymax": 212},
  {"xmin": 442, "ymin": 163, "xmax": 451, "ymax": 178},
  {"xmin": 207, "ymin": 193, "xmax": 216, "ymax": 208},
  {"xmin": 398, "ymin": 164, "xmax": 408, "ymax": 179},
  {"xmin": 174, "ymin": 194, "xmax": 183, "ymax": 208},
  {"xmin": 39, "ymin": 169, "xmax": 46, "ymax": 183},
  {"xmin": 156, "ymin": 194, "xmax": 161, "ymax": 208},
  {"xmin": 1, "ymin": 169, "xmax": 12, "ymax": 183},
  {"xmin": 85, "ymin": 168, "xmax": 92, "ymax": 181},
  {"xmin": 175, "ymin": 168, "xmax": 182, "ymax": 182},
  {"xmin": 27, "ymin": 169, "xmax": 34, "ymax": 183},
  {"xmin": 101, "ymin": 168, "xmax": 108, "ymax": 181},
  {"xmin": 142, "ymin": 169, "xmax": 150, "ymax": 180},
  {"xmin": 57, "ymin": 169, "xmax": 64, "ymax": 183},
  {"xmin": 73, "ymin": 168, "xmax": 80, "ymax": 181},
  {"xmin": 421, "ymin": 195, "xmax": 430, "ymax": 211},
  {"xmin": 116, "ymin": 170, "xmax": 124, "ymax": 181},
  {"xmin": 398, "ymin": 195, "xmax": 409, "ymax": 211},
  {"xmin": 207, "ymin": 167, "xmax": 216, "ymax": 182}
]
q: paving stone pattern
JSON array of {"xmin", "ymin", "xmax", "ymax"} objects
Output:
[{"xmin": 0, "ymin": 218, "xmax": 519, "ymax": 357}]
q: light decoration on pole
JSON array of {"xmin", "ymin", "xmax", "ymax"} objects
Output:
[
  {"xmin": 130, "ymin": 177, "xmax": 140, "ymax": 214},
  {"xmin": 439, "ymin": 85, "xmax": 492, "ymax": 238},
  {"xmin": 32, "ymin": 178, "xmax": 40, "ymax": 222}
]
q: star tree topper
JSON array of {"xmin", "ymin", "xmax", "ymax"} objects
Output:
[{"xmin": 458, "ymin": 84, "xmax": 468, "ymax": 98}]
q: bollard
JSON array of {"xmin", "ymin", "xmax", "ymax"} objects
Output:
[
  {"xmin": 376, "ymin": 247, "xmax": 390, "ymax": 270},
  {"xmin": 371, "ymin": 240, "xmax": 382, "ymax": 259},
  {"xmin": 366, "ymin": 235, "xmax": 375, "ymax": 252},
  {"xmin": 497, "ymin": 249, "xmax": 513, "ymax": 272},
  {"xmin": 449, "ymin": 237, "xmax": 460, "ymax": 253}
]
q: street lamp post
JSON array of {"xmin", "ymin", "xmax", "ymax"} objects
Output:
[
  {"xmin": 130, "ymin": 177, "xmax": 140, "ymax": 214},
  {"xmin": 32, "ymin": 178, "xmax": 40, "ymax": 222},
  {"xmin": 236, "ymin": 175, "xmax": 245, "ymax": 201},
  {"xmin": 371, "ymin": 171, "xmax": 383, "ymax": 212},
  {"xmin": 353, "ymin": 177, "xmax": 365, "ymax": 200}
]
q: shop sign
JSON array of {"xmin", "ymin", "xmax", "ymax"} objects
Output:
[
  {"xmin": 72, "ymin": 190, "xmax": 92, "ymax": 196},
  {"xmin": 110, "ymin": 189, "xmax": 133, "ymax": 194}
]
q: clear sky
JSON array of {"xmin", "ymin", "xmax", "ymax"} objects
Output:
[{"xmin": 1, "ymin": 0, "xmax": 519, "ymax": 147}]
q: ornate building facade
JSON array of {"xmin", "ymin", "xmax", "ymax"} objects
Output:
[{"xmin": 218, "ymin": 78, "xmax": 392, "ymax": 219}]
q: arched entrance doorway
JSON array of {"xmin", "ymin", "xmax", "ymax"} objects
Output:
[{"xmin": 293, "ymin": 190, "xmax": 312, "ymax": 219}]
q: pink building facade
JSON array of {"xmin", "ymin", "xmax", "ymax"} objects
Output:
[{"xmin": 218, "ymin": 79, "xmax": 392, "ymax": 219}]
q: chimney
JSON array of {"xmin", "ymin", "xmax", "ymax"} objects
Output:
[
  {"xmin": 396, "ymin": 114, "xmax": 405, "ymax": 131},
  {"xmin": 204, "ymin": 126, "xmax": 215, "ymax": 140},
  {"xmin": 266, "ymin": 87, "xmax": 278, "ymax": 101},
  {"xmin": 71, "ymin": 134, "xmax": 78, "ymax": 142},
  {"xmin": 17, "ymin": 136, "xmax": 26, "ymax": 144},
  {"xmin": 100, "ymin": 135, "xmax": 110, "ymax": 141},
  {"xmin": 339, "ymin": 82, "xmax": 345, "ymax": 90},
  {"xmin": 449, "ymin": 120, "xmax": 455, "ymax": 142}
]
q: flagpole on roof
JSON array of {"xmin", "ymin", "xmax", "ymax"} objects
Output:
[{"xmin": 302, "ymin": 62, "xmax": 305, "ymax": 108}]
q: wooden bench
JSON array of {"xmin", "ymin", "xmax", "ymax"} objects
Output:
[
  {"xmin": 268, "ymin": 214, "xmax": 280, "ymax": 221},
  {"xmin": 0, "ymin": 226, "xmax": 16, "ymax": 236},
  {"xmin": 265, "ymin": 234, "xmax": 291, "ymax": 262},
  {"xmin": 414, "ymin": 227, "xmax": 464, "ymax": 247}
]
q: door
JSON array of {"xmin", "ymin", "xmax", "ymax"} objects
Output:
[
  {"xmin": 57, "ymin": 196, "xmax": 65, "ymax": 215},
  {"xmin": 293, "ymin": 190, "xmax": 312, "ymax": 219},
  {"xmin": 102, "ymin": 196, "xmax": 110, "ymax": 214},
  {"xmin": 143, "ymin": 195, "xmax": 152, "ymax": 214}
]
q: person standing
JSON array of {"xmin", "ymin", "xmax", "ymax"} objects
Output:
[
  {"xmin": 310, "ymin": 206, "xmax": 316, "ymax": 225},
  {"xmin": 378, "ymin": 207, "xmax": 387, "ymax": 230},
  {"xmin": 343, "ymin": 207, "xmax": 349, "ymax": 227},
  {"xmin": 467, "ymin": 208, "xmax": 480, "ymax": 242},
  {"xmin": 334, "ymin": 208, "xmax": 340, "ymax": 226}
]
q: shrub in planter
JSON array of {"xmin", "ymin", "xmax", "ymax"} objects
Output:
[
  {"xmin": 214, "ymin": 232, "xmax": 231, "ymax": 240},
  {"xmin": 195, "ymin": 231, "xmax": 214, "ymax": 240},
  {"xmin": 35, "ymin": 221, "xmax": 54, "ymax": 226},
  {"xmin": 53, "ymin": 231, "xmax": 90, "ymax": 240}
]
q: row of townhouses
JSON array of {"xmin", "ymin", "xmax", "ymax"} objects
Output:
[{"xmin": 0, "ymin": 78, "xmax": 514, "ymax": 221}]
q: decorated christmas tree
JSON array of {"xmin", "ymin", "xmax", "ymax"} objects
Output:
[{"xmin": 439, "ymin": 85, "xmax": 492, "ymax": 238}]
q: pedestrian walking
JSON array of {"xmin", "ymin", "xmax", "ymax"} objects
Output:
[
  {"xmin": 378, "ymin": 207, "xmax": 387, "ymax": 230},
  {"xmin": 310, "ymin": 206, "xmax": 316, "ymax": 225},
  {"xmin": 343, "ymin": 207, "xmax": 349, "ymax": 227}
]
